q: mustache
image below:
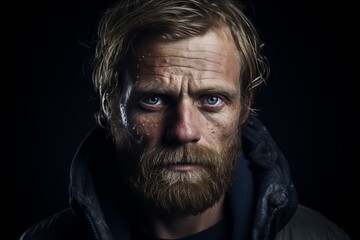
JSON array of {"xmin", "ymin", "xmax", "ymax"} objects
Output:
[{"xmin": 138, "ymin": 145, "xmax": 223, "ymax": 169}]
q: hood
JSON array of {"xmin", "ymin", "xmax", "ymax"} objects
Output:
[
  {"xmin": 68, "ymin": 115, "xmax": 297, "ymax": 240},
  {"xmin": 68, "ymin": 126, "xmax": 120, "ymax": 240},
  {"xmin": 241, "ymin": 116, "xmax": 297, "ymax": 240}
]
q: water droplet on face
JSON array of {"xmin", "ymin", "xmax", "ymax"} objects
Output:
[{"xmin": 209, "ymin": 125, "xmax": 216, "ymax": 134}]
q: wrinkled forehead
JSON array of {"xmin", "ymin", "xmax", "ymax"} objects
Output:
[
  {"xmin": 132, "ymin": 26, "xmax": 239, "ymax": 74},
  {"xmin": 134, "ymin": 24, "xmax": 238, "ymax": 59}
]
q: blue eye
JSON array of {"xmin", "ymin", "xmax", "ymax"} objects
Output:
[
  {"xmin": 138, "ymin": 95, "xmax": 166, "ymax": 111},
  {"xmin": 144, "ymin": 96, "xmax": 160, "ymax": 105},
  {"xmin": 206, "ymin": 96, "xmax": 219, "ymax": 105}
]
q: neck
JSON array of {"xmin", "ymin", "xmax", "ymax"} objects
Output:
[{"xmin": 144, "ymin": 196, "xmax": 225, "ymax": 239}]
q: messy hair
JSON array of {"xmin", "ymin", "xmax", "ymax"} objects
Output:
[{"xmin": 92, "ymin": 0, "xmax": 269, "ymax": 128}]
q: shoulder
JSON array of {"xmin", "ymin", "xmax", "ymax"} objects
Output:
[
  {"xmin": 276, "ymin": 205, "xmax": 351, "ymax": 240},
  {"xmin": 18, "ymin": 208, "xmax": 92, "ymax": 240}
]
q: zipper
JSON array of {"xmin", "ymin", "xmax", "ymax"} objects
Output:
[{"xmin": 86, "ymin": 213, "xmax": 101, "ymax": 240}]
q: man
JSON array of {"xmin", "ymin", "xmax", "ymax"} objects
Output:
[{"xmin": 20, "ymin": 0, "xmax": 351, "ymax": 239}]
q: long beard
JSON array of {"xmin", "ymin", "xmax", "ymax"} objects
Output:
[
  {"xmin": 109, "ymin": 108, "xmax": 242, "ymax": 216},
  {"xmin": 127, "ymin": 140, "xmax": 240, "ymax": 216}
]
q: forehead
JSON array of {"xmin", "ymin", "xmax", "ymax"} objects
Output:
[
  {"xmin": 133, "ymin": 27, "xmax": 240, "ymax": 83},
  {"xmin": 136, "ymin": 26, "xmax": 237, "ymax": 59}
]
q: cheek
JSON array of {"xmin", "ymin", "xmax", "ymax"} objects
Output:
[
  {"xmin": 215, "ymin": 120, "xmax": 238, "ymax": 139},
  {"xmin": 206, "ymin": 111, "xmax": 240, "ymax": 141},
  {"xmin": 130, "ymin": 113, "xmax": 165, "ymax": 144}
]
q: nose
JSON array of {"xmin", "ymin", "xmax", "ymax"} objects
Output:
[{"xmin": 166, "ymin": 102, "xmax": 201, "ymax": 145}]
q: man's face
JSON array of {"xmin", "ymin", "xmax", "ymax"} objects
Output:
[{"xmin": 112, "ymin": 27, "xmax": 243, "ymax": 216}]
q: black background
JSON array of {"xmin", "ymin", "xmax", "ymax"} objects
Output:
[{"xmin": 4, "ymin": 0, "xmax": 356, "ymax": 239}]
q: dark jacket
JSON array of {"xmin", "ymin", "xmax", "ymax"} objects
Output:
[{"xmin": 19, "ymin": 116, "xmax": 351, "ymax": 240}]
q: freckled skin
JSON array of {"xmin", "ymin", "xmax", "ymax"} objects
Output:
[{"xmin": 128, "ymin": 28, "xmax": 242, "ymax": 153}]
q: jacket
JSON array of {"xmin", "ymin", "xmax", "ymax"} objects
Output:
[{"xmin": 19, "ymin": 116, "xmax": 351, "ymax": 240}]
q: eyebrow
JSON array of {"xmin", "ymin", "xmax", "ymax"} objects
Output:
[
  {"xmin": 193, "ymin": 86, "xmax": 239, "ymax": 100},
  {"xmin": 133, "ymin": 83, "xmax": 239, "ymax": 100}
]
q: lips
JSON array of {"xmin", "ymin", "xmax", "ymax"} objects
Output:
[{"xmin": 166, "ymin": 163, "xmax": 204, "ymax": 171}]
